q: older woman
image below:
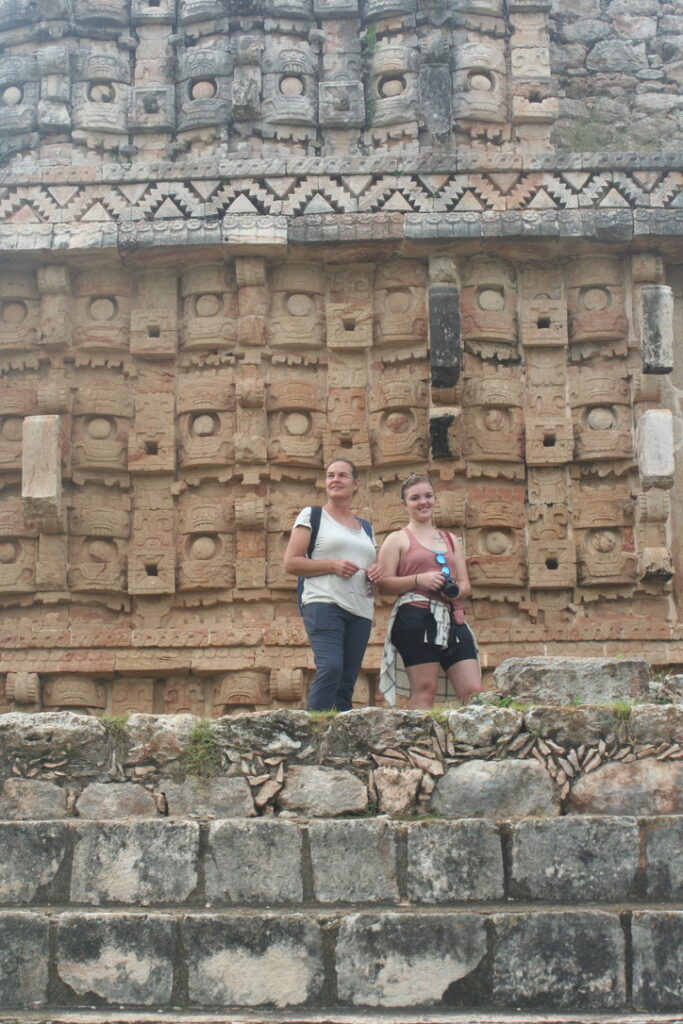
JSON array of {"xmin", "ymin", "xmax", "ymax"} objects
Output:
[
  {"xmin": 283, "ymin": 458, "xmax": 383, "ymax": 711},
  {"xmin": 377, "ymin": 473, "xmax": 482, "ymax": 709}
]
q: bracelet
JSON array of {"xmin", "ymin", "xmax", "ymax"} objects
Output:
[{"xmin": 414, "ymin": 573, "xmax": 418, "ymax": 590}]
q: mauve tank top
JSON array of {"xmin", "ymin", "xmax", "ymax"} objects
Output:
[{"xmin": 397, "ymin": 528, "xmax": 465, "ymax": 620}]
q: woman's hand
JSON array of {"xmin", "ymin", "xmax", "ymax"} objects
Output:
[
  {"xmin": 366, "ymin": 562, "xmax": 383, "ymax": 585},
  {"xmin": 418, "ymin": 570, "xmax": 447, "ymax": 592},
  {"xmin": 331, "ymin": 559, "xmax": 361, "ymax": 578}
]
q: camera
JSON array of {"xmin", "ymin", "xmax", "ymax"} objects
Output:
[{"xmin": 441, "ymin": 578, "xmax": 460, "ymax": 600}]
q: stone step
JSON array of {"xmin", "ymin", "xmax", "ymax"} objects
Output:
[
  {"xmin": 0, "ymin": 815, "xmax": 679, "ymax": 907},
  {"xmin": 2, "ymin": 1012, "xmax": 683, "ymax": 1024},
  {"xmin": 3, "ymin": 905, "xmax": 682, "ymax": 1014}
]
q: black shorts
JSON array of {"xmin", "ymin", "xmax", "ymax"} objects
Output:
[{"xmin": 390, "ymin": 604, "xmax": 478, "ymax": 670}]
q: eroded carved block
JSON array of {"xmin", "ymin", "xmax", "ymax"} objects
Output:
[
  {"xmin": 374, "ymin": 261, "xmax": 427, "ymax": 348},
  {"xmin": 370, "ymin": 42, "xmax": 418, "ymax": 128},
  {"xmin": 212, "ymin": 670, "xmax": 270, "ymax": 713},
  {"xmin": 129, "ymin": 393, "xmax": 175, "ymax": 474},
  {"xmin": 453, "ymin": 40, "xmax": 507, "ymax": 125},
  {"xmin": 177, "ymin": 371, "xmax": 236, "ymax": 471},
  {"xmin": 181, "ymin": 264, "xmax": 238, "ymax": 356},
  {"xmin": 269, "ymin": 264, "xmax": 326, "ymax": 349},
  {"xmin": 519, "ymin": 264, "xmax": 567, "ymax": 348},
  {"xmin": 462, "ymin": 371, "xmax": 525, "ymax": 472},
  {"xmin": 73, "ymin": 269, "xmax": 132, "ymax": 357},
  {"xmin": 37, "ymin": 266, "xmax": 71, "ymax": 351},
  {"xmin": 324, "ymin": 388, "xmax": 371, "ymax": 467},
  {"xmin": 178, "ymin": 492, "xmax": 234, "ymax": 592},
  {"xmin": 262, "ymin": 42, "xmax": 317, "ymax": 129},
  {"xmin": 269, "ymin": 667, "xmax": 304, "ymax": 702},
  {"xmin": 527, "ymin": 505, "xmax": 576, "ymax": 590},
  {"xmin": 6, "ymin": 672, "xmax": 40, "ymax": 705},
  {"xmin": 69, "ymin": 488, "xmax": 130, "ymax": 594},
  {"xmin": 577, "ymin": 526, "xmax": 638, "ymax": 587},
  {"xmin": 460, "ymin": 258, "xmax": 518, "ymax": 360},
  {"xmin": 177, "ymin": 45, "xmax": 233, "ymax": 133},
  {"xmin": 72, "ymin": 52, "xmax": 130, "ymax": 141},
  {"xmin": 72, "ymin": 377, "xmax": 132, "ymax": 481},
  {"xmin": 570, "ymin": 368, "xmax": 633, "ymax": 467},
  {"xmin": 268, "ymin": 376, "xmax": 324, "ymax": 467},
  {"xmin": 326, "ymin": 263, "xmax": 374, "ymax": 349},
  {"xmin": 128, "ymin": 508, "xmax": 176, "ymax": 594},
  {"xmin": 131, "ymin": 271, "xmax": 178, "ymax": 358},
  {"xmin": 369, "ymin": 372, "xmax": 429, "ymax": 465},
  {"xmin": 567, "ymin": 257, "xmax": 628, "ymax": 360},
  {"xmin": 0, "ymin": 272, "xmax": 40, "ymax": 356},
  {"xmin": 42, "ymin": 674, "xmax": 106, "ymax": 711}
]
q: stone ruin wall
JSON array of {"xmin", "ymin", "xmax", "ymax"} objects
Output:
[{"xmin": 1, "ymin": 0, "xmax": 683, "ymax": 716}]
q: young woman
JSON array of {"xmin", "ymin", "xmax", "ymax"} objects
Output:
[
  {"xmin": 283, "ymin": 458, "xmax": 383, "ymax": 711},
  {"xmin": 377, "ymin": 473, "xmax": 482, "ymax": 709}
]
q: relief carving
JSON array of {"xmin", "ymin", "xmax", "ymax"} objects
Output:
[
  {"xmin": 181, "ymin": 264, "xmax": 238, "ymax": 357},
  {"xmin": 374, "ymin": 261, "xmax": 427, "ymax": 348},
  {"xmin": 567, "ymin": 257, "xmax": 629, "ymax": 360},
  {"xmin": 269, "ymin": 264, "xmax": 326, "ymax": 349},
  {"xmin": 369, "ymin": 372, "xmax": 429, "ymax": 465},
  {"xmin": 460, "ymin": 258, "xmax": 518, "ymax": 360},
  {"xmin": 73, "ymin": 269, "xmax": 132, "ymax": 357}
]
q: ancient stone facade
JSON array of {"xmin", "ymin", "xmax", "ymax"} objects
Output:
[{"xmin": 0, "ymin": 0, "xmax": 682, "ymax": 713}]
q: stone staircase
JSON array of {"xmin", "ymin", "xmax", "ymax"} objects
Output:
[{"xmin": 0, "ymin": 678, "xmax": 682, "ymax": 1022}]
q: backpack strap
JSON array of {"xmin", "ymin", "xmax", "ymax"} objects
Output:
[
  {"xmin": 357, "ymin": 517, "xmax": 373, "ymax": 542},
  {"xmin": 298, "ymin": 505, "xmax": 322, "ymax": 614},
  {"xmin": 306, "ymin": 505, "xmax": 322, "ymax": 557}
]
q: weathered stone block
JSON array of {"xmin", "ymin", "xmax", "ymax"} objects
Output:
[
  {"xmin": 491, "ymin": 911, "xmax": 626, "ymax": 1008},
  {"xmin": 509, "ymin": 817, "xmax": 639, "ymax": 901},
  {"xmin": 640, "ymin": 284, "xmax": 674, "ymax": 373},
  {"xmin": 568, "ymin": 760, "xmax": 683, "ymax": 815},
  {"xmin": 0, "ymin": 822, "xmax": 67, "ymax": 902},
  {"xmin": 373, "ymin": 766, "xmax": 422, "ymax": 814},
  {"xmin": 432, "ymin": 761, "xmax": 559, "ymax": 819},
  {"xmin": 319, "ymin": 708, "xmax": 433, "ymax": 760},
  {"xmin": 428, "ymin": 284, "xmax": 460, "ymax": 389},
  {"xmin": 0, "ymin": 778, "xmax": 67, "ymax": 820},
  {"xmin": 278, "ymin": 765, "xmax": 367, "ymax": 816},
  {"xmin": 448, "ymin": 705, "xmax": 523, "ymax": 747},
  {"xmin": 629, "ymin": 704, "xmax": 683, "ymax": 745},
  {"xmin": 206, "ymin": 820, "xmax": 303, "ymax": 904},
  {"xmin": 643, "ymin": 817, "xmax": 683, "ymax": 898},
  {"xmin": 632, "ymin": 910, "xmax": 683, "ymax": 1010},
  {"xmin": 21, "ymin": 414, "xmax": 64, "ymax": 521},
  {"xmin": 0, "ymin": 713, "xmax": 107, "ymax": 776},
  {"xmin": 493, "ymin": 657, "xmax": 650, "ymax": 704},
  {"xmin": 0, "ymin": 912, "xmax": 49, "ymax": 1006},
  {"xmin": 212, "ymin": 710, "xmax": 317, "ymax": 760},
  {"xmin": 406, "ymin": 820, "xmax": 504, "ymax": 902},
  {"xmin": 76, "ymin": 782, "xmax": 158, "ymax": 818},
  {"xmin": 309, "ymin": 818, "xmax": 399, "ymax": 903},
  {"xmin": 335, "ymin": 912, "xmax": 487, "ymax": 1006},
  {"xmin": 523, "ymin": 705, "xmax": 621, "ymax": 746},
  {"xmin": 638, "ymin": 409, "xmax": 674, "ymax": 489},
  {"xmin": 183, "ymin": 913, "xmax": 324, "ymax": 1008},
  {"xmin": 161, "ymin": 777, "xmax": 256, "ymax": 817},
  {"xmin": 57, "ymin": 913, "xmax": 175, "ymax": 1005},
  {"xmin": 70, "ymin": 820, "xmax": 199, "ymax": 904}
]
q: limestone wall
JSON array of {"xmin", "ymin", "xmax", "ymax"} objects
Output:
[
  {"xmin": 1, "ymin": 0, "xmax": 683, "ymax": 714},
  {"xmin": 551, "ymin": 0, "xmax": 683, "ymax": 152},
  {"xmin": 1, "ymin": 706, "xmax": 683, "ymax": 1013}
]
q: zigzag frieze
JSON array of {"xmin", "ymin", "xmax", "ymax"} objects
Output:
[{"xmin": 1, "ymin": 170, "xmax": 683, "ymax": 243}]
